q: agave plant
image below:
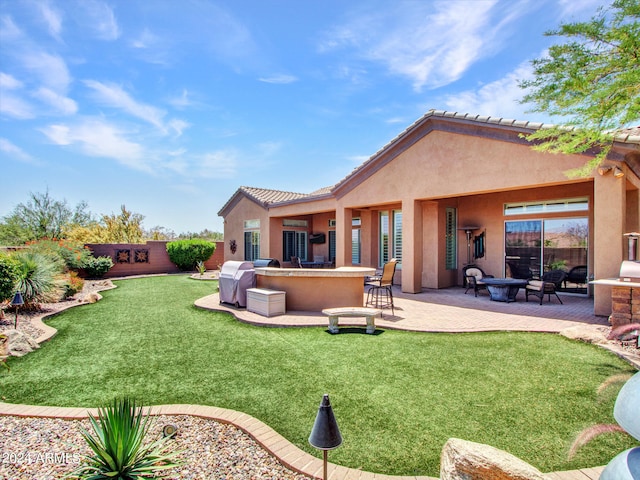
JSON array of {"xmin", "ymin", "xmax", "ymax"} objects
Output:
[
  {"xmin": 73, "ymin": 397, "xmax": 181, "ymax": 480},
  {"xmin": 12, "ymin": 250, "xmax": 65, "ymax": 306}
]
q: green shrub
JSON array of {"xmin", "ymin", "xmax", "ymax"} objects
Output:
[
  {"xmin": 73, "ymin": 397, "xmax": 181, "ymax": 479},
  {"xmin": 166, "ymin": 239, "xmax": 215, "ymax": 270},
  {"xmin": 12, "ymin": 250, "xmax": 65, "ymax": 306},
  {"xmin": 0, "ymin": 253, "xmax": 20, "ymax": 303},
  {"xmin": 83, "ymin": 256, "xmax": 114, "ymax": 278},
  {"xmin": 26, "ymin": 238, "xmax": 92, "ymax": 271}
]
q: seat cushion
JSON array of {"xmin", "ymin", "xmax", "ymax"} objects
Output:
[
  {"xmin": 526, "ymin": 280, "xmax": 544, "ymax": 291},
  {"xmin": 465, "ymin": 268, "xmax": 483, "ymax": 281}
]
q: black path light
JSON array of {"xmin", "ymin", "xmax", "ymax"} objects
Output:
[
  {"xmin": 309, "ymin": 393, "xmax": 343, "ymax": 480},
  {"xmin": 11, "ymin": 291, "xmax": 24, "ymax": 329}
]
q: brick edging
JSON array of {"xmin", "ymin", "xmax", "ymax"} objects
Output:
[{"xmin": 0, "ymin": 401, "xmax": 437, "ymax": 480}]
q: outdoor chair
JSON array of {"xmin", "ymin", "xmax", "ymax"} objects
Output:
[
  {"xmin": 365, "ymin": 259, "xmax": 397, "ymax": 315},
  {"xmin": 464, "ymin": 267, "xmax": 493, "ymax": 297},
  {"xmin": 291, "ymin": 256, "xmax": 302, "ymax": 268},
  {"xmin": 525, "ymin": 279, "xmax": 563, "ymax": 305},
  {"xmin": 565, "ymin": 265, "xmax": 588, "ymax": 288},
  {"xmin": 541, "ymin": 269, "xmax": 567, "ymax": 290}
]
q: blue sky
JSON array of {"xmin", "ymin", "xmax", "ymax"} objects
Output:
[{"xmin": 0, "ymin": 0, "xmax": 606, "ymax": 234}]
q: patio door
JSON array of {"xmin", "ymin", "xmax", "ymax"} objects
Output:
[{"xmin": 505, "ymin": 218, "xmax": 588, "ymax": 292}]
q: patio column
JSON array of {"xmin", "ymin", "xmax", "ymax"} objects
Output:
[
  {"xmin": 401, "ymin": 199, "xmax": 423, "ymax": 293},
  {"xmin": 335, "ymin": 206, "xmax": 353, "ymax": 267},
  {"xmin": 593, "ymin": 168, "xmax": 626, "ymax": 316}
]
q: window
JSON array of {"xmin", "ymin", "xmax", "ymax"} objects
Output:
[
  {"xmin": 352, "ymin": 228, "xmax": 361, "ymax": 264},
  {"xmin": 328, "ymin": 230, "xmax": 336, "ymax": 264},
  {"xmin": 445, "ymin": 208, "xmax": 457, "ymax": 270},
  {"xmin": 283, "ymin": 219, "xmax": 308, "ymax": 227},
  {"xmin": 393, "ymin": 210, "xmax": 402, "ymax": 265},
  {"xmin": 504, "ymin": 198, "xmax": 588, "ymax": 216},
  {"xmin": 244, "ymin": 231, "xmax": 260, "ymax": 261},
  {"xmin": 505, "ymin": 217, "xmax": 588, "ymax": 288},
  {"xmin": 380, "ymin": 212, "xmax": 389, "ymax": 265},
  {"xmin": 283, "ymin": 230, "xmax": 308, "ymax": 261},
  {"xmin": 243, "ymin": 219, "xmax": 260, "ymax": 261},
  {"xmin": 379, "ymin": 210, "xmax": 402, "ymax": 267}
]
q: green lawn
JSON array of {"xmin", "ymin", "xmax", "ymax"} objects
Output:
[{"xmin": 1, "ymin": 275, "xmax": 636, "ymax": 476}]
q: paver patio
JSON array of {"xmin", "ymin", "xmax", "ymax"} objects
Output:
[{"xmin": 196, "ymin": 285, "xmax": 607, "ymax": 334}]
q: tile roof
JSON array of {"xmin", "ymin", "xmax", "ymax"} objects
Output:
[
  {"xmin": 615, "ymin": 126, "xmax": 640, "ymax": 143},
  {"xmin": 217, "ymin": 185, "xmax": 334, "ymax": 215},
  {"xmin": 239, "ymin": 186, "xmax": 310, "ymax": 206}
]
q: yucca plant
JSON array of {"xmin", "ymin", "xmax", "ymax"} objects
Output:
[{"xmin": 72, "ymin": 397, "xmax": 181, "ymax": 480}]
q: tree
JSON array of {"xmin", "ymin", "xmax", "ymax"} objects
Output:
[
  {"xmin": 64, "ymin": 205, "xmax": 145, "ymax": 243},
  {"xmin": 144, "ymin": 226, "xmax": 176, "ymax": 241},
  {"xmin": 177, "ymin": 229, "xmax": 223, "ymax": 241},
  {"xmin": 0, "ymin": 191, "xmax": 93, "ymax": 245},
  {"xmin": 519, "ymin": 0, "xmax": 640, "ymax": 177},
  {"xmin": 102, "ymin": 205, "xmax": 144, "ymax": 243}
]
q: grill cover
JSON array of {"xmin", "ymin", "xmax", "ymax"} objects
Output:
[
  {"xmin": 219, "ymin": 261, "xmax": 255, "ymax": 307},
  {"xmin": 619, "ymin": 260, "xmax": 640, "ymax": 283}
]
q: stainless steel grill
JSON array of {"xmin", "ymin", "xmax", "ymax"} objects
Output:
[
  {"xmin": 619, "ymin": 260, "xmax": 640, "ymax": 283},
  {"xmin": 219, "ymin": 261, "xmax": 255, "ymax": 307}
]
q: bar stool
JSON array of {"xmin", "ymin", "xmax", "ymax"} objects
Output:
[{"xmin": 365, "ymin": 259, "xmax": 397, "ymax": 316}]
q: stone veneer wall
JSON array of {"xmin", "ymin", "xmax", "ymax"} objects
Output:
[
  {"xmin": 85, "ymin": 240, "xmax": 224, "ymax": 278},
  {"xmin": 609, "ymin": 286, "xmax": 640, "ymax": 328}
]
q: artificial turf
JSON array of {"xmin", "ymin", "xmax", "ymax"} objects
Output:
[{"xmin": 0, "ymin": 275, "xmax": 636, "ymax": 476}]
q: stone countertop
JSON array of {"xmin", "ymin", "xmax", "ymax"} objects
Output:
[
  {"xmin": 254, "ymin": 266, "xmax": 376, "ymax": 277},
  {"xmin": 591, "ymin": 278, "xmax": 640, "ymax": 288}
]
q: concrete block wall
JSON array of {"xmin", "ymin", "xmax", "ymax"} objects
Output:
[{"xmin": 85, "ymin": 240, "xmax": 224, "ymax": 278}]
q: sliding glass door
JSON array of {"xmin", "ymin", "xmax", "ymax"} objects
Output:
[{"xmin": 505, "ymin": 218, "xmax": 588, "ymax": 292}]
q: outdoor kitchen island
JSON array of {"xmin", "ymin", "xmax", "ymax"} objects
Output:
[{"xmin": 254, "ymin": 266, "xmax": 376, "ymax": 311}]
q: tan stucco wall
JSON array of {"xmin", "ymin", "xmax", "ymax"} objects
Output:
[
  {"xmin": 220, "ymin": 124, "xmax": 639, "ymax": 315},
  {"xmin": 222, "ymin": 199, "xmax": 269, "ymax": 261},
  {"xmin": 336, "ymin": 131, "xmax": 591, "ymax": 207}
]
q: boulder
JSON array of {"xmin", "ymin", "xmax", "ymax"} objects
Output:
[
  {"xmin": 560, "ymin": 325, "xmax": 609, "ymax": 344},
  {"xmin": 440, "ymin": 438, "xmax": 545, "ymax": 480},
  {"xmin": 3, "ymin": 329, "xmax": 40, "ymax": 357}
]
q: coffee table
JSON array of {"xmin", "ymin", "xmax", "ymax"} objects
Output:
[{"xmin": 482, "ymin": 278, "xmax": 528, "ymax": 303}]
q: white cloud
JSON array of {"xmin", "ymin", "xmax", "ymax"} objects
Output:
[
  {"xmin": 40, "ymin": 119, "xmax": 147, "ymax": 171},
  {"xmin": 0, "ymin": 72, "xmax": 23, "ymax": 89},
  {"xmin": 195, "ymin": 150, "xmax": 238, "ymax": 179},
  {"xmin": 0, "ymin": 94, "xmax": 35, "ymax": 119},
  {"xmin": 557, "ymin": 0, "xmax": 604, "ymax": 17},
  {"xmin": 168, "ymin": 118, "xmax": 190, "ymax": 137},
  {"xmin": 168, "ymin": 89, "xmax": 193, "ymax": 109},
  {"xmin": 258, "ymin": 74, "xmax": 298, "ymax": 84},
  {"xmin": 33, "ymin": 87, "xmax": 78, "ymax": 115},
  {"xmin": 22, "ymin": 51, "xmax": 72, "ymax": 93},
  {"xmin": 0, "ymin": 14, "xmax": 23, "ymax": 40},
  {"xmin": 0, "ymin": 138, "xmax": 35, "ymax": 163},
  {"xmin": 131, "ymin": 27, "xmax": 159, "ymax": 49},
  {"xmin": 319, "ymin": 0, "xmax": 533, "ymax": 92},
  {"xmin": 84, "ymin": 80, "xmax": 167, "ymax": 131},
  {"xmin": 441, "ymin": 62, "xmax": 540, "ymax": 120},
  {"xmin": 79, "ymin": 0, "xmax": 120, "ymax": 40},
  {"xmin": 37, "ymin": 1, "xmax": 63, "ymax": 40}
]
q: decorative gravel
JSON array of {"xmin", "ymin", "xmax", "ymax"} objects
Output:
[{"xmin": 0, "ymin": 414, "xmax": 313, "ymax": 479}]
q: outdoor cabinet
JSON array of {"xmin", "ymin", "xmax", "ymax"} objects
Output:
[{"xmin": 246, "ymin": 288, "xmax": 286, "ymax": 317}]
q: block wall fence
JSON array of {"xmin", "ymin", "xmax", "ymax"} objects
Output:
[{"xmin": 85, "ymin": 240, "xmax": 224, "ymax": 278}]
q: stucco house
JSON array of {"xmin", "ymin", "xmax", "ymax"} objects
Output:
[{"xmin": 218, "ymin": 110, "xmax": 640, "ymax": 316}]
